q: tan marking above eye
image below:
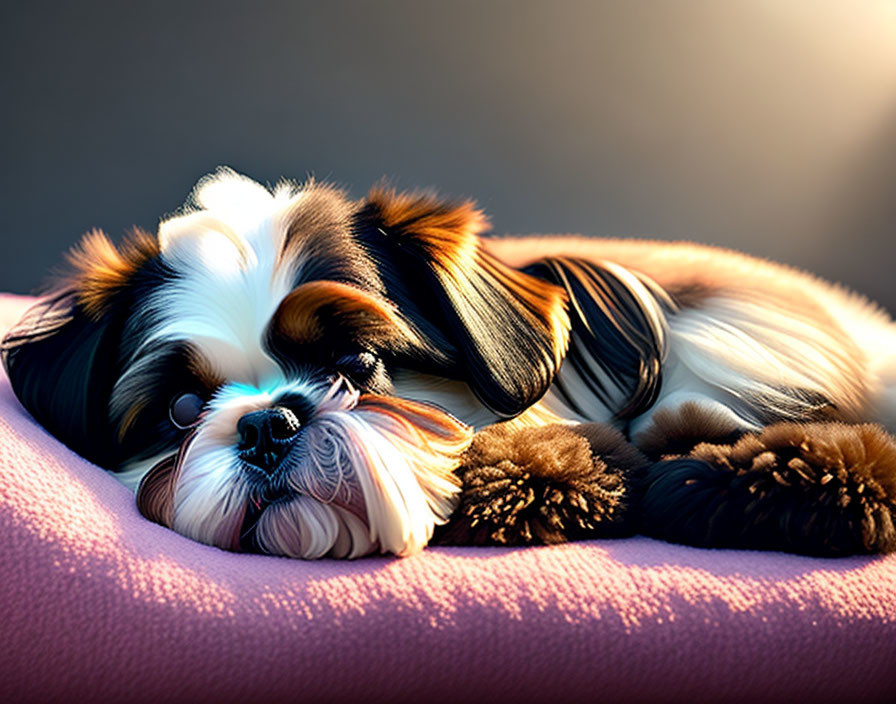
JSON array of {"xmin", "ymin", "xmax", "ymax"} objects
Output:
[
  {"xmin": 186, "ymin": 347, "xmax": 226, "ymax": 390},
  {"xmin": 272, "ymin": 281, "xmax": 419, "ymax": 345}
]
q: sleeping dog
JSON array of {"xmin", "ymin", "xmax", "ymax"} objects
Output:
[{"xmin": 3, "ymin": 168, "xmax": 895, "ymax": 558}]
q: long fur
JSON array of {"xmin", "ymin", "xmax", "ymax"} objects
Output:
[{"xmin": 3, "ymin": 166, "xmax": 896, "ymax": 559}]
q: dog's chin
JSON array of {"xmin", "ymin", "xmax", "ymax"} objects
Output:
[{"xmin": 137, "ymin": 393, "xmax": 472, "ymax": 558}]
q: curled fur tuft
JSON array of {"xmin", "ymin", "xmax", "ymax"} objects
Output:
[
  {"xmin": 436, "ymin": 423, "xmax": 647, "ymax": 546},
  {"xmin": 640, "ymin": 421, "xmax": 896, "ymax": 555}
]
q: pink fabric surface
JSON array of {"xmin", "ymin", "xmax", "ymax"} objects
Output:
[{"xmin": 1, "ymin": 293, "xmax": 895, "ymax": 704}]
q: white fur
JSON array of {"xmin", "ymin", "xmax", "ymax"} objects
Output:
[
  {"xmin": 544, "ymin": 288, "xmax": 889, "ymax": 441},
  {"xmin": 822, "ymin": 294, "xmax": 896, "ymax": 431},
  {"xmin": 170, "ymin": 381, "xmax": 280, "ymax": 548},
  {"xmin": 116, "ymin": 169, "xmax": 468, "ymax": 558},
  {"xmin": 147, "ymin": 167, "xmax": 302, "ymax": 384},
  {"xmin": 110, "ymin": 170, "xmax": 896, "ymax": 560},
  {"xmin": 172, "ymin": 443, "xmax": 248, "ymax": 549},
  {"xmin": 255, "ymin": 498, "xmax": 365, "ymax": 559},
  {"xmin": 164, "ymin": 374, "xmax": 464, "ymax": 558}
]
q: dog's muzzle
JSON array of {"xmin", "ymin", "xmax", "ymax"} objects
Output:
[{"xmin": 136, "ymin": 378, "xmax": 473, "ymax": 558}]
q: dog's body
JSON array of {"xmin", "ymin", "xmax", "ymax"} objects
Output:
[
  {"xmin": 410, "ymin": 235, "xmax": 896, "ymax": 436},
  {"xmin": 491, "ymin": 235, "xmax": 896, "ymax": 433},
  {"xmin": 4, "ymin": 168, "xmax": 896, "ymax": 558}
]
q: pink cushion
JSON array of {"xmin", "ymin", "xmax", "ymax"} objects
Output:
[{"xmin": 1, "ymin": 293, "xmax": 894, "ymax": 703}]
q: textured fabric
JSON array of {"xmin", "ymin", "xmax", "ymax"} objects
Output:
[{"xmin": 1, "ymin": 293, "xmax": 894, "ymax": 703}]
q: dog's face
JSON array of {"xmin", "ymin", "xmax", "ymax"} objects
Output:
[{"xmin": 2, "ymin": 169, "xmax": 570, "ymax": 558}]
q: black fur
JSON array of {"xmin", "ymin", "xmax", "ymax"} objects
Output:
[
  {"xmin": 3, "ymin": 179, "xmax": 895, "ymax": 559},
  {"xmin": 2, "ymin": 290, "xmax": 125, "ymax": 466},
  {"xmin": 524, "ymin": 256, "xmax": 669, "ymax": 420},
  {"xmin": 110, "ymin": 341, "xmax": 218, "ymax": 467},
  {"xmin": 356, "ymin": 198, "xmax": 567, "ymax": 417},
  {"xmin": 1, "ymin": 253, "xmax": 185, "ymax": 469},
  {"xmin": 637, "ymin": 423, "xmax": 896, "ymax": 555}
]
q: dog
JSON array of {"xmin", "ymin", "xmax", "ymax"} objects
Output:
[{"xmin": 3, "ymin": 167, "xmax": 896, "ymax": 558}]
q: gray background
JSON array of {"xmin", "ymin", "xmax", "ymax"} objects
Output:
[{"xmin": 2, "ymin": 1, "xmax": 895, "ymax": 314}]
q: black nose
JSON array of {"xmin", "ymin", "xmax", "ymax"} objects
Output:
[{"xmin": 237, "ymin": 406, "xmax": 301, "ymax": 473}]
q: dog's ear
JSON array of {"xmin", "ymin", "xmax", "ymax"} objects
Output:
[
  {"xmin": 1, "ymin": 230, "xmax": 158, "ymax": 467},
  {"xmin": 356, "ymin": 188, "xmax": 570, "ymax": 418}
]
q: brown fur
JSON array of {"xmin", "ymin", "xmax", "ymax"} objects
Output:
[
  {"xmin": 116, "ymin": 346, "xmax": 225, "ymax": 443},
  {"xmin": 635, "ymin": 401, "xmax": 745, "ymax": 459},
  {"xmin": 280, "ymin": 182, "xmax": 382, "ymax": 293},
  {"xmin": 691, "ymin": 422, "xmax": 896, "ymax": 504},
  {"xmin": 136, "ymin": 455, "xmax": 177, "ymax": 528},
  {"xmin": 483, "ymin": 235, "xmax": 862, "ymax": 309},
  {"xmin": 641, "ymin": 421, "xmax": 896, "ymax": 554},
  {"xmin": 63, "ymin": 228, "xmax": 159, "ymax": 319},
  {"xmin": 489, "ymin": 236, "xmax": 875, "ymax": 422},
  {"xmin": 273, "ymin": 281, "xmax": 416, "ymax": 346},
  {"xmin": 9, "ymin": 179, "xmax": 895, "ymax": 559},
  {"xmin": 117, "ymin": 398, "xmax": 150, "ymax": 443},
  {"xmin": 186, "ymin": 346, "xmax": 226, "ymax": 391},
  {"xmin": 367, "ymin": 186, "xmax": 491, "ymax": 253},
  {"xmin": 369, "ymin": 188, "xmax": 572, "ymax": 372},
  {"xmin": 355, "ymin": 394, "xmax": 473, "ymax": 455},
  {"xmin": 281, "ymin": 182, "xmax": 356, "ymax": 257},
  {"xmin": 436, "ymin": 423, "xmax": 647, "ymax": 546}
]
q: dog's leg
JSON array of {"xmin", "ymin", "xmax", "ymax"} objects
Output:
[
  {"xmin": 632, "ymin": 397, "xmax": 752, "ymax": 461},
  {"xmin": 639, "ymin": 420, "xmax": 896, "ymax": 555},
  {"xmin": 433, "ymin": 423, "xmax": 648, "ymax": 546}
]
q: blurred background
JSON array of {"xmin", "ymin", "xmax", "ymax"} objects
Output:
[{"xmin": 2, "ymin": 0, "xmax": 895, "ymax": 312}]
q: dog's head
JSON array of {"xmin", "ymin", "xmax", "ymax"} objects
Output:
[{"xmin": 1, "ymin": 168, "xmax": 569, "ymax": 558}]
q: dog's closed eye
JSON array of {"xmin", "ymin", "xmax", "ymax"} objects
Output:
[
  {"xmin": 335, "ymin": 351, "xmax": 376, "ymax": 380},
  {"xmin": 334, "ymin": 351, "xmax": 391, "ymax": 393}
]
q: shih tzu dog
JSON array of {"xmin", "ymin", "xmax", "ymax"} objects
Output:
[{"xmin": 3, "ymin": 167, "xmax": 896, "ymax": 559}]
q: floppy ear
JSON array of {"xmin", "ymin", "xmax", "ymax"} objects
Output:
[
  {"xmin": 1, "ymin": 229, "xmax": 158, "ymax": 467},
  {"xmin": 356, "ymin": 188, "xmax": 570, "ymax": 418}
]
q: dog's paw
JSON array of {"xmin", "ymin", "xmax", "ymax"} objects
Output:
[
  {"xmin": 434, "ymin": 423, "xmax": 647, "ymax": 546},
  {"xmin": 640, "ymin": 421, "xmax": 896, "ymax": 555},
  {"xmin": 634, "ymin": 400, "xmax": 746, "ymax": 460}
]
